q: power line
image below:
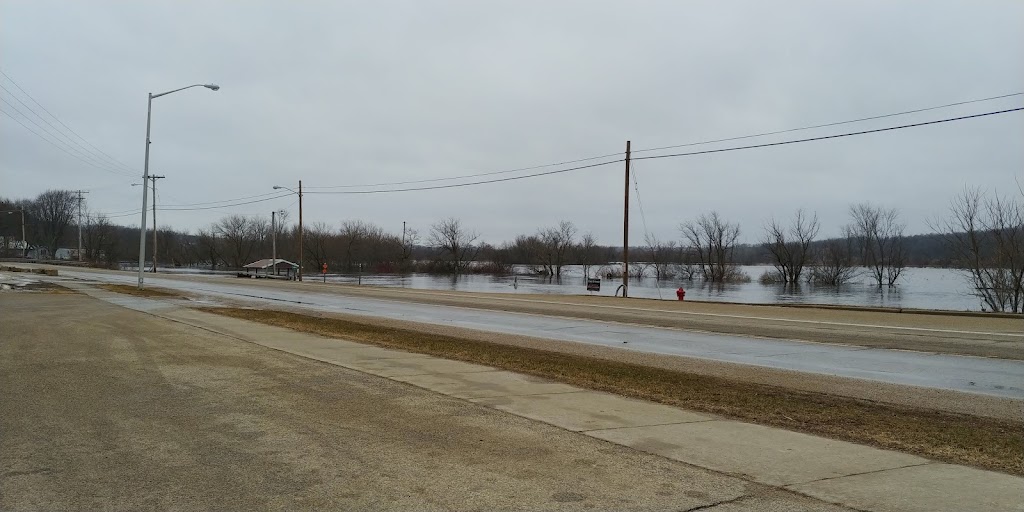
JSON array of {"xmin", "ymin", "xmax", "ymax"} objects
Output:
[
  {"xmin": 631, "ymin": 92, "xmax": 1024, "ymax": 154},
  {"xmin": 631, "ymin": 107, "xmax": 1024, "ymax": 162},
  {"xmin": 0, "ymin": 90, "xmax": 137, "ymax": 177},
  {"xmin": 0, "ymin": 96, "xmax": 134, "ymax": 177},
  {"xmin": 303, "ymin": 151, "xmax": 623, "ymax": 190},
  {"xmin": 306, "ymin": 158, "xmax": 625, "ymax": 195},
  {"xmin": 0, "ymin": 69, "xmax": 139, "ymax": 174},
  {"xmin": 0, "ymin": 107, "xmax": 133, "ymax": 180},
  {"xmin": 305, "ymin": 92, "xmax": 1020, "ymax": 192},
  {"xmin": 157, "ymin": 190, "xmax": 285, "ymax": 208},
  {"xmin": 97, "ymin": 192, "xmax": 295, "ymax": 218},
  {"xmin": 305, "ymin": 107, "xmax": 1022, "ymax": 195}
]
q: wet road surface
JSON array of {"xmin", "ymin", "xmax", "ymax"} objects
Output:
[{"xmin": 58, "ymin": 270, "xmax": 1024, "ymax": 400}]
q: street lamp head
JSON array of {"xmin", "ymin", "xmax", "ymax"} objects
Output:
[
  {"xmin": 204, "ymin": 84, "xmax": 220, "ymax": 91},
  {"xmin": 273, "ymin": 186, "xmax": 282, "ymax": 190}
]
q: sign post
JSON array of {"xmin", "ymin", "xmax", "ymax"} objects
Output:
[{"xmin": 322, "ymin": 263, "xmax": 327, "ymax": 283}]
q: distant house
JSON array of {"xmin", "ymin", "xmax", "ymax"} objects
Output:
[
  {"xmin": 241, "ymin": 259, "xmax": 299, "ymax": 279},
  {"xmin": 2, "ymin": 240, "xmax": 44, "ymax": 259}
]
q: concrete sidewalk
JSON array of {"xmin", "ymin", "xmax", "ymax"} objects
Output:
[{"xmin": 69, "ymin": 283, "xmax": 1024, "ymax": 512}]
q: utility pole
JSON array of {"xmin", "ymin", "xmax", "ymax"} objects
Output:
[
  {"xmin": 622, "ymin": 140, "xmax": 630, "ymax": 298},
  {"xmin": 74, "ymin": 190, "xmax": 89, "ymax": 262},
  {"xmin": 150, "ymin": 175, "xmax": 165, "ymax": 272},
  {"xmin": 297, "ymin": 180, "xmax": 303, "ymax": 282}
]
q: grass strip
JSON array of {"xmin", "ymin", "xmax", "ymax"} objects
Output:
[
  {"xmin": 202, "ymin": 306, "xmax": 1023, "ymax": 476},
  {"xmin": 100, "ymin": 283, "xmax": 181, "ymax": 298}
]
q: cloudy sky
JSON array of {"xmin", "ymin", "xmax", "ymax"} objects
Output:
[{"xmin": 2, "ymin": 0, "xmax": 1022, "ymax": 244}]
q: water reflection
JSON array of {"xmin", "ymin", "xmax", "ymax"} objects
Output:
[
  {"xmin": 315, "ymin": 265, "xmax": 979, "ymax": 311},
  {"xmin": 156, "ymin": 264, "xmax": 981, "ymax": 311}
]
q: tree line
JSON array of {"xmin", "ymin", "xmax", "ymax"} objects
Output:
[{"xmin": 3, "ymin": 187, "xmax": 1022, "ymax": 312}]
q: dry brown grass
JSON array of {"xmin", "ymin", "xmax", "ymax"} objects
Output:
[
  {"xmin": 100, "ymin": 284, "xmax": 181, "ymax": 298},
  {"xmin": 203, "ymin": 306, "xmax": 1024, "ymax": 476}
]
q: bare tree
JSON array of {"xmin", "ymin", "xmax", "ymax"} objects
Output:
[
  {"xmin": 762, "ymin": 209, "xmax": 819, "ymax": 283},
  {"xmin": 215, "ymin": 215, "xmax": 267, "ymax": 268},
  {"xmin": 303, "ymin": 221, "xmax": 334, "ymax": 271},
  {"xmin": 537, "ymin": 220, "xmax": 577, "ymax": 278},
  {"xmin": 574, "ymin": 232, "xmax": 602, "ymax": 279},
  {"xmin": 848, "ymin": 203, "xmax": 906, "ymax": 287},
  {"xmin": 195, "ymin": 229, "xmax": 221, "ymax": 269},
  {"xmin": 511, "ymin": 234, "xmax": 543, "ymax": 271},
  {"xmin": 680, "ymin": 212, "xmax": 742, "ymax": 282},
  {"xmin": 339, "ymin": 220, "xmax": 374, "ymax": 271},
  {"xmin": 81, "ymin": 213, "xmax": 118, "ymax": 267},
  {"xmin": 936, "ymin": 188, "xmax": 1024, "ymax": 313},
  {"xmin": 428, "ymin": 217, "xmax": 479, "ymax": 274},
  {"xmin": 809, "ymin": 227, "xmax": 859, "ymax": 285},
  {"xmin": 644, "ymin": 233, "xmax": 678, "ymax": 281},
  {"xmin": 29, "ymin": 189, "xmax": 77, "ymax": 257}
]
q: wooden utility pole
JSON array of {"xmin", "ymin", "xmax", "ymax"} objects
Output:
[
  {"xmin": 150, "ymin": 175, "xmax": 165, "ymax": 272},
  {"xmin": 297, "ymin": 179, "xmax": 304, "ymax": 281},
  {"xmin": 74, "ymin": 190, "xmax": 89, "ymax": 261},
  {"xmin": 622, "ymin": 140, "xmax": 631, "ymax": 298}
]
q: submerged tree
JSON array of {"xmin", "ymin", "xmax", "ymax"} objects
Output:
[
  {"xmin": 848, "ymin": 203, "xmax": 906, "ymax": 287},
  {"xmin": 429, "ymin": 217, "xmax": 479, "ymax": 274},
  {"xmin": 680, "ymin": 211, "xmax": 743, "ymax": 282},
  {"xmin": 762, "ymin": 209, "xmax": 819, "ymax": 284},
  {"xmin": 937, "ymin": 188, "xmax": 1024, "ymax": 313}
]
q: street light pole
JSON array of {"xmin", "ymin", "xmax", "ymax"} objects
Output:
[
  {"xmin": 137, "ymin": 83, "xmax": 219, "ymax": 289},
  {"xmin": 137, "ymin": 93, "xmax": 153, "ymax": 287}
]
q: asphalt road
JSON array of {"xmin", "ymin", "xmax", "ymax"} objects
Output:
[
  {"xmin": 0, "ymin": 291, "xmax": 845, "ymax": 511},
  {"xmin": 55, "ymin": 269, "xmax": 1024, "ymax": 400}
]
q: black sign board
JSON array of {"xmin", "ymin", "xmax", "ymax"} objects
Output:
[{"xmin": 586, "ymin": 278, "xmax": 601, "ymax": 292}]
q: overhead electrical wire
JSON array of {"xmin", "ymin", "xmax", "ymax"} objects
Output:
[
  {"xmin": 630, "ymin": 92, "xmax": 1023, "ymax": 154},
  {"xmin": 0, "ymin": 98, "xmax": 136, "ymax": 179},
  {"xmin": 303, "ymin": 151, "xmax": 623, "ymax": 190},
  {"xmin": 304, "ymin": 91, "xmax": 1021, "ymax": 192},
  {"xmin": 305, "ymin": 158, "xmax": 626, "ymax": 195},
  {"xmin": 0, "ymin": 107, "xmax": 132, "ymax": 180},
  {"xmin": 0, "ymin": 69, "xmax": 140, "ymax": 175},
  {"xmin": 631, "ymin": 107, "xmax": 1023, "ymax": 162},
  {"xmin": 306, "ymin": 107, "xmax": 1023, "ymax": 195},
  {"xmin": 95, "ymin": 192, "xmax": 295, "ymax": 218}
]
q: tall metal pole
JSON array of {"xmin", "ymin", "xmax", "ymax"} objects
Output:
[
  {"xmin": 297, "ymin": 180, "xmax": 303, "ymax": 282},
  {"xmin": 138, "ymin": 93, "xmax": 153, "ymax": 289},
  {"xmin": 272, "ymin": 210, "xmax": 277, "ymax": 276},
  {"xmin": 622, "ymin": 140, "xmax": 631, "ymax": 298}
]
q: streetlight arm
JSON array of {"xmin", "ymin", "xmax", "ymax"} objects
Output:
[
  {"xmin": 272, "ymin": 185, "xmax": 297, "ymax": 194},
  {"xmin": 151, "ymin": 83, "xmax": 220, "ymax": 99}
]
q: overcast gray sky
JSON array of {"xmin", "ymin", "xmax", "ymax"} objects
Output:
[{"xmin": 2, "ymin": 0, "xmax": 1022, "ymax": 244}]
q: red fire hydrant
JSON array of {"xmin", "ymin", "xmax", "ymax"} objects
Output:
[{"xmin": 676, "ymin": 287, "xmax": 686, "ymax": 301}]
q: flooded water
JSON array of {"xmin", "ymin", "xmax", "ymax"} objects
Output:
[{"xmin": 301, "ymin": 265, "xmax": 983, "ymax": 312}]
